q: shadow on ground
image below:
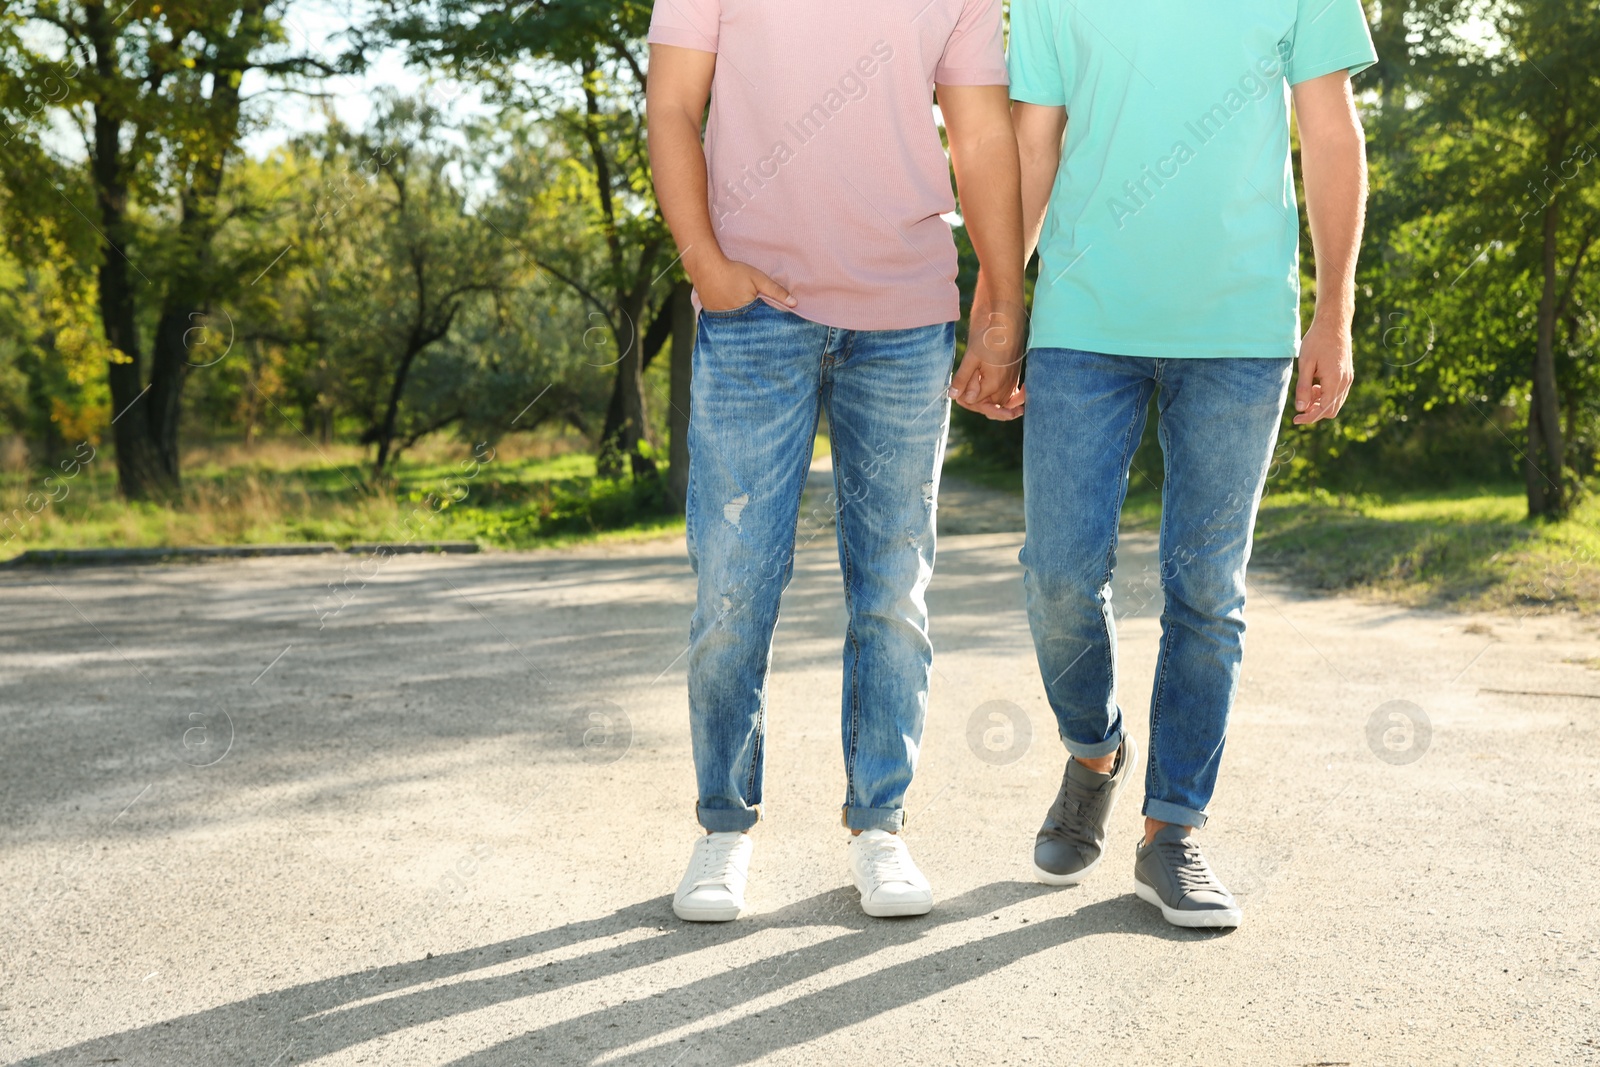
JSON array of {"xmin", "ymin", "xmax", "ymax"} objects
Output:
[{"xmin": 15, "ymin": 881, "xmax": 1203, "ymax": 1066}]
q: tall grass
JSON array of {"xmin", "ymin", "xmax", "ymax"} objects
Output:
[{"xmin": 0, "ymin": 433, "xmax": 683, "ymax": 560}]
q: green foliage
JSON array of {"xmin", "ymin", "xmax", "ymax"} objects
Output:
[
  {"xmin": 0, "ymin": 0, "xmax": 357, "ymax": 497},
  {"xmin": 0, "ymin": 236, "xmax": 113, "ymax": 456},
  {"xmin": 1334, "ymin": 0, "xmax": 1600, "ymax": 510},
  {"xmin": 181, "ymin": 96, "xmax": 622, "ymax": 474},
  {"xmin": 370, "ymin": 0, "xmax": 679, "ymax": 478}
]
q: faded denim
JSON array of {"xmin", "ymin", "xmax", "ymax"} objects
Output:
[
  {"xmin": 1021, "ymin": 347, "xmax": 1292, "ymax": 829},
  {"xmin": 686, "ymin": 299, "xmax": 954, "ymax": 833}
]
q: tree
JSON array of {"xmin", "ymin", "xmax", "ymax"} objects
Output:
[
  {"xmin": 1370, "ymin": 0, "xmax": 1600, "ymax": 518},
  {"xmin": 0, "ymin": 1, "xmax": 342, "ymax": 498},
  {"xmin": 367, "ymin": 0, "xmax": 679, "ymax": 479},
  {"xmin": 225, "ymin": 106, "xmax": 615, "ymax": 469},
  {"xmin": 301, "ymin": 99, "xmax": 513, "ymax": 477}
]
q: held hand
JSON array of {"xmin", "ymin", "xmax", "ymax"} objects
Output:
[
  {"xmin": 693, "ymin": 254, "xmax": 797, "ymax": 312},
  {"xmin": 950, "ymin": 278, "xmax": 1027, "ymax": 421},
  {"xmin": 1293, "ymin": 317, "xmax": 1355, "ymax": 425}
]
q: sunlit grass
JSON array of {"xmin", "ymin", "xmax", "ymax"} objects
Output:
[
  {"xmin": 0, "ymin": 435, "xmax": 685, "ymax": 561},
  {"xmin": 1251, "ymin": 486, "xmax": 1600, "ymax": 615},
  {"xmin": 944, "ymin": 441, "xmax": 1599, "ymax": 615},
  {"xmin": 9, "ymin": 430, "xmax": 1595, "ymax": 618}
]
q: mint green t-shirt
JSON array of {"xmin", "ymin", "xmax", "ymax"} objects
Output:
[{"xmin": 1007, "ymin": 0, "xmax": 1377, "ymax": 358}]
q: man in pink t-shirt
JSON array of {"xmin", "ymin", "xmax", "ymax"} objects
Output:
[{"xmin": 647, "ymin": 0, "xmax": 1024, "ymax": 921}]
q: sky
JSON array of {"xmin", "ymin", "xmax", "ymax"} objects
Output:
[{"xmin": 238, "ymin": 0, "xmax": 490, "ymax": 158}]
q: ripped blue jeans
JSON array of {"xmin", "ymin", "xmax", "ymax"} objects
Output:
[{"xmin": 685, "ymin": 298, "xmax": 954, "ymax": 833}]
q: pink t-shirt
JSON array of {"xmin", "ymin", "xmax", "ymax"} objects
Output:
[{"xmin": 648, "ymin": 0, "xmax": 1007, "ymax": 331}]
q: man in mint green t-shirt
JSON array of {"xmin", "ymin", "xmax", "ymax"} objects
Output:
[{"xmin": 1004, "ymin": 0, "xmax": 1376, "ymax": 928}]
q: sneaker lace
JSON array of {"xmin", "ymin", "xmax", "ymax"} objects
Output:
[
  {"xmin": 860, "ymin": 838, "xmax": 913, "ymax": 884},
  {"xmin": 1157, "ymin": 839, "xmax": 1223, "ymax": 895},
  {"xmin": 691, "ymin": 837, "xmax": 743, "ymax": 889},
  {"xmin": 1051, "ymin": 769, "xmax": 1104, "ymax": 848}
]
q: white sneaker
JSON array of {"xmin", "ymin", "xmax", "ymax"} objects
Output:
[
  {"xmin": 673, "ymin": 832, "xmax": 753, "ymax": 922},
  {"xmin": 847, "ymin": 829, "xmax": 933, "ymax": 917}
]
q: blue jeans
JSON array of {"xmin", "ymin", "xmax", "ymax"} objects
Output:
[
  {"xmin": 1021, "ymin": 348, "xmax": 1292, "ymax": 829},
  {"xmin": 686, "ymin": 299, "xmax": 954, "ymax": 833}
]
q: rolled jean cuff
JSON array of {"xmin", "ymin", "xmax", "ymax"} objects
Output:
[
  {"xmin": 841, "ymin": 805, "xmax": 904, "ymax": 833},
  {"xmin": 1143, "ymin": 797, "xmax": 1208, "ymax": 830},
  {"xmin": 1060, "ymin": 727, "xmax": 1123, "ymax": 761},
  {"xmin": 697, "ymin": 802, "xmax": 760, "ymax": 833}
]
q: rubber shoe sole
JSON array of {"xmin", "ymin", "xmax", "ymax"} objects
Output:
[
  {"xmin": 672, "ymin": 896, "xmax": 741, "ymax": 922},
  {"xmin": 858, "ymin": 893, "xmax": 933, "ymax": 918},
  {"xmin": 1032, "ymin": 855, "xmax": 1102, "ymax": 886},
  {"xmin": 1133, "ymin": 879, "xmax": 1243, "ymax": 929},
  {"xmin": 1033, "ymin": 733, "xmax": 1141, "ymax": 887}
]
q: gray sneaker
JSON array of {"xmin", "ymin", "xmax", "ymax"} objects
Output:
[
  {"xmin": 1032, "ymin": 733, "xmax": 1140, "ymax": 885},
  {"xmin": 1133, "ymin": 824, "xmax": 1242, "ymax": 928}
]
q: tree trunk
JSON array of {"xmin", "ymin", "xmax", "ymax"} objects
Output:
[
  {"xmin": 668, "ymin": 281, "xmax": 694, "ymax": 509},
  {"xmin": 596, "ymin": 373, "xmax": 626, "ymax": 478},
  {"xmin": 372, "ymin": 342, "xmax": 424, "ymax": 479},
  {"xmin": 148, "ymin": 306, "xmax": 197, "ymax": 483},
  {"xmin": 87, "ymin": 60, "xmax": 172, "ymax": 499},
  {"xmin": 1529, "ymin": 197, "xmax": 1567, "ymax": 518},
  {"xmin": 145, "ymin": 168, "xmax": 233, "ymax": 486},
  {"xmin": 596, "ymin": 294, "xmax": 656, "ymax": 479},
  {"xmin": 1524, "ymin": 401, "xmax": 1549, "ymax": 516},
  {"xmin": 96, "ymin": 214, "xmax": 169, "ymax": 499},
  {"xmin": 81, "ymin": 0, "xmax": 248, "ymax": 501}
]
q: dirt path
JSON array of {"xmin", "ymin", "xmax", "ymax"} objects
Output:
[{"xmin": 2, "ymin": 494, "xmax": 1598, "ymax": 1064}]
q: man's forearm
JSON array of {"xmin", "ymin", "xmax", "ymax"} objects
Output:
[
  {"xmin": 646, "ymin": 105, "xmax": 728, "ymax": 281},
  {"xmin": 1300, "ymin": 106, "xmax": 1367, "ymax": 327},
  {"xmin": 952, "ymin": 134, "xmax": 1025, "ymax": 301},
  {"xmin": 943, "ymin": 85, "xmax": 1025, "ymax": 303}
]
